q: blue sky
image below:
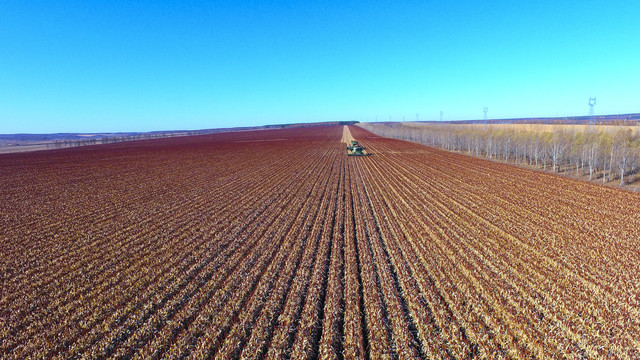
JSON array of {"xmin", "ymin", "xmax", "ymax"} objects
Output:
[{"xmin": 1, "ymin": 1, "xmax": 639, "ymax": 133}]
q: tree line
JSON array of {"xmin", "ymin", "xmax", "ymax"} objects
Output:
[
  {"xmin": 49, "ymin": 131, "xmax": 206, "ymax": 150},
  {"xmin": 359, "ymin": 123, "xmax": 640, "ymax": 187}
]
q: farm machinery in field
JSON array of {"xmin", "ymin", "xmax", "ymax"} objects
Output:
[{"xmin": 347, "ymin": 140, "xmax": 369, "ymax": 156}]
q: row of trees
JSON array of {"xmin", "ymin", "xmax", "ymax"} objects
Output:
[
  {"xmin": 49, "ymin": 131, "xmax": 207, "ymax": 150},
  {"xmin": 359, "ymin": 123, "xmax": 640, "ymax": 187}
]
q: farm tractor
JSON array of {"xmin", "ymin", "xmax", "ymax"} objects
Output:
[{"xmin": 347, "ymin": 140, "xmax": 369, "ymax": 156}]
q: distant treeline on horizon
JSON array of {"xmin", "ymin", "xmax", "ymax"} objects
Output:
[
  {"xmin": 413, "ymin": 113, "xmax": 640, "ymax": 125},
  {"xmin": 0, "ymin": 121, "xmax": 360, "ymax": 140}
]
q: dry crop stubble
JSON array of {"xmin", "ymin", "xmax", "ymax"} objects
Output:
[{"xmin": 2, "ymin": 125, "xmax": 639, "ymax": 358}]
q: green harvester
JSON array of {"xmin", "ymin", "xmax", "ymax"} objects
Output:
[{"xmin": 347, "ymin": 140, "xmax": 369, "ymax": 156}]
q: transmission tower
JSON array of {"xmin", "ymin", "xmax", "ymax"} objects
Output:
[
  {"xmin": 588, "ymin": 97, "xmax": 596, "ymax": 116},
  {"xmin": 440, "ymin": 111, "xmax": 443, "ymax": 122},
  {"xmin": 483, "ymin": 107, "xmax": 488, "ymax": 121}
]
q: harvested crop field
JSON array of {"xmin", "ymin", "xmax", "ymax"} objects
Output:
[{"xmin": 2, "ymin": 125, "xmax": 640, "ymax": 358}]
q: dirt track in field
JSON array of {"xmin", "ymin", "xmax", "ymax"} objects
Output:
[{"xmin": 341, "ymin": 125, "xmax": 355, "ymax": 144}]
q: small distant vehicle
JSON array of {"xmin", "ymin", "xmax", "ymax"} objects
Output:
[{"xmin": 346, "ymin": 140, "xmax": 369, "ymax": 156}]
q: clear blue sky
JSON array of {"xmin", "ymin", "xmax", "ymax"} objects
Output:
[{"xmin": 1, "ymin": 0, "xmax": 639, "ymax": 133}]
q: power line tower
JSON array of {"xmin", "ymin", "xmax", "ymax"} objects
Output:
[
  {"xmin": 440, "ymin": 111, "xmax": 443, "ymax": 122},
  {"xmin": 588, "ymin": 97, "xmax": 596, "ymax": 125},
  {"xmin": 588, "ymin": 97, "xmax": 596, "ymax": 116},
  {"xmin": 483, "ymin": 107, "xmax": 488, "ymax": 121}
]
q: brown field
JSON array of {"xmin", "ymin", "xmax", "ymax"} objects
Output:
[
  {"xmin": 2, "ymin": 125, "xmax": 640, "ymax": 358},
  {"xmin": 0, "ymin": 143, "xmax": 53, "ymax": 154}
]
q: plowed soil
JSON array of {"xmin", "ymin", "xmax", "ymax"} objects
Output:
[{"xmin": 2, "ymin": 125, "xmax": 639, "ymax": 359}]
